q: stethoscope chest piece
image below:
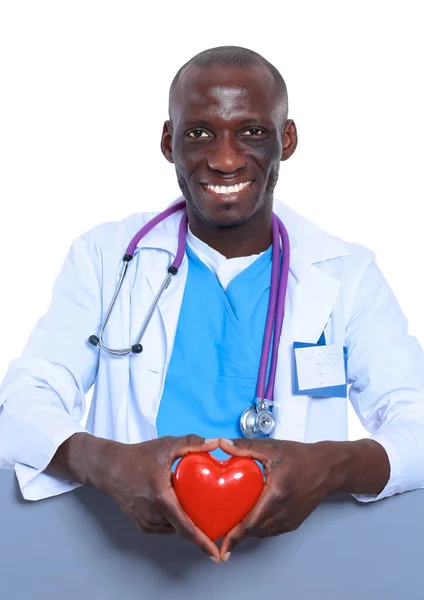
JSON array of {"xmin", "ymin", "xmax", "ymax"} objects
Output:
[{"xmin": 239, "ymin": 400, "xmax": 276, "ymax": 439}]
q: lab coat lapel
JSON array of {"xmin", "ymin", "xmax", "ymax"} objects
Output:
[
  {"xmin": 272, "ymin": 202, "xmax": 349, "ymax": 442},
  {"xmin": 289, "ymin": 252, "xmax": 342, "ymax": 343},
  {"xmin": 272, "ymin": 250, "xmax": 343, "ymax": 441}
]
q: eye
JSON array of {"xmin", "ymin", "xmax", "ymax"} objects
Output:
[
  {"xmin": 187, "ymin": 129, "xmax": 210, "ymax": 139},
  {"xmin": 242, "ymin": 128, "xmax": 266, "ymax": 137}
]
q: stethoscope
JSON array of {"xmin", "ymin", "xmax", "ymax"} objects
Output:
[{"xmin": 88, "ymin": 199, "xmax": 290, "ymax": 439}]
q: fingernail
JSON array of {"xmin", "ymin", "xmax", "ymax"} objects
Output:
[
  {"xmin": 204, "ymin": 438, "xmax": 218, "ymax": 444},
  {"xmin": 209, "ymin": 556, "xmax": 221, "ymax": 563},
  {"xmin": 223, "ymin": 552, "xmax": 231, "ymax": 562},
  {"xmin": 221, "ymin": 438, "xmax": 234, "ymax": 445}
]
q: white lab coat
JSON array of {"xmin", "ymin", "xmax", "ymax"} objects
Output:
[{"xmin": 1, "ymin": 197, "xmax": 424, "ymax": 502}]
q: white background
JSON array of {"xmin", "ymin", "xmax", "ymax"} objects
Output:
[{"xmin": 0, "ymin": 1, "xmax": 423, "ymax": 440}]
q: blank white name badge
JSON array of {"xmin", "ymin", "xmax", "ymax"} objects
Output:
[{"xmin": 293, "ymin": 342, "xmax": 348, "ymax": 398}]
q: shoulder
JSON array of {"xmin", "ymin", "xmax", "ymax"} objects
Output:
[
  {"xmin": 59, "ymin": 211, "xmax": 162, "ymax": 289},
  {"xmin": 74, "ymin": 210, "xmax": 161, "ymax": 258},
  {"xmin": 274, "ymin": 199, "xmax": 375, "ymax": 271}
]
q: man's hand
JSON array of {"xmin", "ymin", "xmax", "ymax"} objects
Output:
[
  {"xmin": 218, "ymin": 436, "xmax": 390, "ymax": 561},
  {"xmin": 98, "ymin": 435, "xmax": 222, "ymax": 560},
  {"xmin": 218, "ymin": 438, "xmax": 341, "ymax": 559},
  {"xmin": 49, "ymin": 433, "xmax": 221, "ymax": 562}
]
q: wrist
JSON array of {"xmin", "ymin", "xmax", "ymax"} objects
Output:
[
  {"xmin": 315, "ymin": 439, "xmax": 390, "ymax": 496},
  {"xmin": 314, "ymin": 440, "xmax": 351, "ymax": 496},
  {"xmin": 49, "ymin": 432, "xmax": 120, "ymax": 489},
  {"xmin": 80, "ymin": 434, "xmax": 124, "ymax": 490}
]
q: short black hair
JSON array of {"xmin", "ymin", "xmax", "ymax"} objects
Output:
[{"xmin": 168, "ymin": 45, "xmax": 288, "ymax": 121}]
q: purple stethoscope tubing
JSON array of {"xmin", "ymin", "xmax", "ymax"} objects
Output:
[
  {"xmin": 255, "ymin": 213, "xmax": 290, "ymax": 403},
  {"xmin": 89, "ymin": 201, "xmax": 187, "ymax": 356},
  {"xmin": 89, "ymin": 200, "xmax": 290, "ymax": 411}
]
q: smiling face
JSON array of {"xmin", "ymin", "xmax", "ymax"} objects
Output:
[{"xmin": 162, "ymin": 63, "xmax": 297, "ymax": 241}]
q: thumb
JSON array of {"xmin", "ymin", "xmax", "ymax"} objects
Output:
[
  {"xmin": 173, "ymin": 434, "xmax": 219, "ymax": 459},
  {"xmin": 219, "ymin": 437, "xmax": 270, "ymax": 462}
]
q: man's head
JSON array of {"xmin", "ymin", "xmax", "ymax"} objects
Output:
[{"xmin": 161, "ymin": 46, "xmax": 297, "ymax": 231}]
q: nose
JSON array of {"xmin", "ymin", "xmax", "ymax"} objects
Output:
[{"xmin": 206, "ymin": 134, "xmax": 246, "ymax": 173}]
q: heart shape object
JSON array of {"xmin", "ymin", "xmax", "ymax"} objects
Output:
[{"xmin": 173, "ymin": 452, "xmax": 264, "ymax": 542}]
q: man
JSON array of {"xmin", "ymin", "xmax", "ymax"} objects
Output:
[{"xmin": 1, "ymin": 46, "xmax": 424, "ymax": 565}]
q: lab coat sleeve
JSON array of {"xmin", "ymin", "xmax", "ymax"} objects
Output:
[
  {"xmin": 0, "ymin": 234, "xmax": 101, "ymax": 501},
  {"xmin": 345, "ymin": 249, "xmax": 424, "ymax": 502}
]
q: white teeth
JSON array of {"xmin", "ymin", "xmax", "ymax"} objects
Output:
[{"xmin": 206, "ymin": 181, "xmax": 251, "ymax": 194}]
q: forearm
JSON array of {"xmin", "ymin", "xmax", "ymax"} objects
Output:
[{"xmin": 319, "ymin": 438, "xmax": 390, "ymax": 496}]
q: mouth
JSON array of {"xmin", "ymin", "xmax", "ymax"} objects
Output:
[{"xmin": 200, "ymin": 180, "xmax": 254, "ymax": 198}]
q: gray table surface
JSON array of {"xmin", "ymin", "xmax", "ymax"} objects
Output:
[{"xmin": 0, "ymin": 468, "xmax": 422, "ymax": 600}]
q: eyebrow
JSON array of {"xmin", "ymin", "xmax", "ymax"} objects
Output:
[
  {"xmin": 238, "ymin": 118, "xmax": 269, "ymax": 127},
  {"xmin": 181, "ymin": 120, "xmax": 213, "ymax": 129},
  {"xmin": 181, "ymin": 117, "xmax": 271, "ymax": 129}
]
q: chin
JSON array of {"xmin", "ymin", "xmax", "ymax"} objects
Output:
[
  {"xmin": 192, "ymin": 193, "xmax": 264, "ymax": 230},
  {"xmin": 193, "ymin": 200, "xmax": 257, "ymax": 228}
]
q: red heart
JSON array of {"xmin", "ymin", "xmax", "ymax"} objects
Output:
[{"xmin": 173, "ymin": 452, "xmax": 264, "ymax": 542}]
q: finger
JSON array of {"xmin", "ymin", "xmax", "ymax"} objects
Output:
[
  {"xmin": 162, "ymin": 487, "xmax": 221, "ymax": 562},
  {"xmin": 219, "ymin": 437, "xmax": 271, "ymax": 464},
  {"xmin": 125, "ymin": 505, "xmax": 176, "ymax": 535},
  {"xmin": 220, "ymin": 482, "xmax": 276, "ymax": 559},
  {"xmin": 143, "ymin": 517, "xmax": 176, "ymax": 534},
  {"xmin": 173, "ymin": 434, "xmax": 220, "ymax": 460},
  {"xmin": 164, "ymin": 493, "xmax": 221, "ymax": 560},
  {"xmin": 243, "ymin": 478, "xmax": 282, "ymax": 528},
  {"xmin": 254, "ymin": 515, "xmax": 285, "ymax": 538},
  {"xmin": 137, "ymin": 521, "xmax": 176, "ymax": 535},
  {"xmin": 220, "ymin": 520, "xmax": 250, "ymax": 559},
  {"xmin": 154, "ymin": 528, "xmax": 177, "ymax": 535},
  {"xmin": 148, "ymin": 523, "xmax": 176, "ymax": 535}
]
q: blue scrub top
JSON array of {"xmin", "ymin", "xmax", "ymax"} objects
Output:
[{"xmin": 156, "ymin": 243, "xmax": 277, "ymax": 461}]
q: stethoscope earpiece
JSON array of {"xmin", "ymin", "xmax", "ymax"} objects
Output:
[
  {"xmin": 131, "ymin": 344, "xmax": 143, "ymax": 354},
  {"xmin": 88, "ymin": 335, "xmax": 99, "ymax": 347}
]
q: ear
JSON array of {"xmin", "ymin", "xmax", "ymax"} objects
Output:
[
  {"xmin": 161, "ymin": 120, "xmax": 174, "ymax": 164},
  {"xmin": 281, "ymin": 119, "xmax": 298, "ymax": 161}
]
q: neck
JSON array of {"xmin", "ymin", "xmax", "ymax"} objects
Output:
[{"xmin": 187, "ymin": 204, "xmax": 273, "ymax": 259}]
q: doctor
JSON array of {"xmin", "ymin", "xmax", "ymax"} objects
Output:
[{"xmin": 1, "ymin": 46, "xmax": 424, "ymax": 565}]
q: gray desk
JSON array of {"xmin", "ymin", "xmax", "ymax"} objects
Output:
[{"xmin": 0, "ymin": 469, "xmax": 422, "ymax": 600}]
